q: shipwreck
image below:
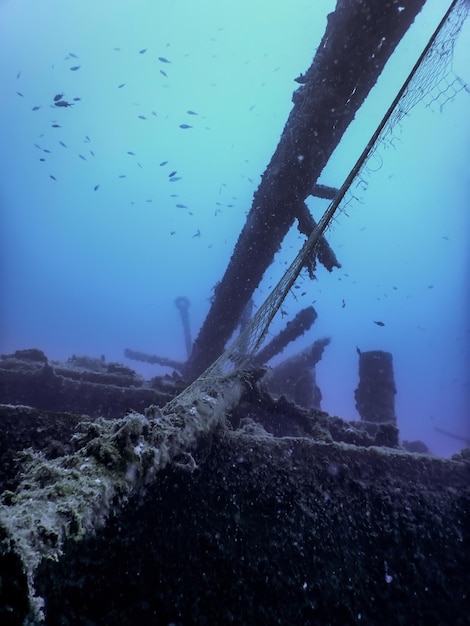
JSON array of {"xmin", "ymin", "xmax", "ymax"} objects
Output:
[{"xmin": 1, "ymin": 1, "xmax": 469, "ymax": 624}]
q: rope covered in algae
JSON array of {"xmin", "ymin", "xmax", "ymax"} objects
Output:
[{"xmin": 0, "ymin": 372, "xmax": 247, "ymax": 620}]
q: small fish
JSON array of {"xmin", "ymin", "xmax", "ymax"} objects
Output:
[
  {"xmin": 32, "ymin": 106, "xmax": 40, "ymax": 111},
  {"xmin": 138, "ymin": 115, "xmax": 147, "ymax": 120},
  {"xmin": 159, "ymin": 161, "xmax": 168, "ymax": 166},
  {"xmin": 192, "ymin": 229, "xmax": 201, "ymax": 238},
  {"xmin": 39, "ymin": 158, "xmax": 45, "ymax": 162},
  {"xmin": 84, "ymin": 136, "xmax": 91, "ymax": 143},
  {"xmin": 139, "ymin": 48, "xmax": 147, "ymax": 54},
  {"xmin": 356, "ymin": 346, "xmax": 361, "ymax": 355},
  {"xmin": 168, "ymin": 170, "xmax": 177, "ymax": 177},
  {"xmin": 51, "ymin": 124, "xmax": 61, "ymax": 128},
  {"xmin": 49, "ymin": 175, "xmax": 57, "ymax": 181},
  {"xmin": 59, "ymin": 141, "xmax": 67, "ymax": 148},
  {"xmin": 73, "ymin": 97, "xmax": 81, "ymax": 101},
  {"xmin": 78, "ymin": 154, "xmax": 87, "ymax": 160},
  {"xmin": 175, "ymin": 203, "xmax": 187, "ymax": 208},
  {"xmin": 158, "ymin": 56, "xmax": 171, "ymax": 63},
  {"xmin": 373, "ymin": 321, "xmax": 385, "ymax": 327},
  {"xmin": 43, "ymin": 149, "xmax": 51, "ymax": 153},
  {"xmin": 16, "ymin": 91, "xmax": 24, "ymax": 97},
  {"xmin": 118, "ymin": 174, "xmax": 126, "ymax": 178},
  {"xmin": 69, "ymin": 52, "xmax": 79, "ymax": 59},
  {"xmin": 118, "ymin": 83, "xmax": 125, "ymax": 88},
  {"xmin": 127, "ymin": 151, "xmax": 135, "ymax": 155},
  {"xmin": 90, "ymin": 150, "xmax": 95, "ymax": 157},
  {"xmin": 94, "ymin": 184, "xmax": 100, "ymax": 191},
  {"xmin": 151, "ymin": 111, "xmax": 157, "ymax": 116},
  {"xmin": 179, "ymin": 124, "xmax": 192, "ymax": 129},
  {"xmin": 69, "ymin": 65, "xmax": 81, "ymax": 71},
  {"xmin": 341, "ymin": 299, "xmax": 346, "ymax": 308},
  {"xmin": 55, "ymin": 100, "xmax": 73, "ymax": 107},
  {"xmin": 17, "ymin": 70, "xmax": 22, "ymax": 79},
  {"xmin": 186, "ymin": 110, "xmax": 198, "ymax": 115},
  {"xmin": 160, "ymin": 70, "xmax": 168, "ymax": 77},
  {"xmin": 169, "ymin": 176, "xmax": 182, "ymax": 182}
]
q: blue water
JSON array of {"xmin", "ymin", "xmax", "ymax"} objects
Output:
[{"xmin": 0, "ymin": 0, "xmax": 468, "ymax": 457}]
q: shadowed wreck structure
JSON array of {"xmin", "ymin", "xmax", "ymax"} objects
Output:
[
  {"xmin": 355, "ymin": 350, "xmax": 397, "ymax": 424},
  {"xmin": 1, "ymin": 1, "xmax": 470, "ymax": 624}
]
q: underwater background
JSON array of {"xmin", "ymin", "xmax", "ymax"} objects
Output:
[{"xmin": 0, "ymin": 0, "xmax": 468, "ymax": 457}]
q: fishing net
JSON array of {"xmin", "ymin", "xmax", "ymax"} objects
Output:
[
  {"xmin": 390, "ymin": 0, "xmax": 468, "ymax": 116},
  {"xmin": 358, "ymin": 0, "xmax": 470, "ymax": 179}
]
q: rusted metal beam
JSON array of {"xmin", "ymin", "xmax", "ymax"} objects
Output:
[{"xmin": 185, "ymin": 0, "xmax": 426, "ymax": 380}]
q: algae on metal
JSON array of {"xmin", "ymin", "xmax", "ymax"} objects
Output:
[{"xmin": 0, "ymin": 372, "xmax": 246, "ymax": 622}]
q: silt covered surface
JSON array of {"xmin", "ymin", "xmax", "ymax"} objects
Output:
[
  {"xmin": 36, "ymin": 433, "xmax": 470, "ymax": 625},
  {"xmin": 1, "ymin": 417, "xmax": 469, "ymax": 625}
]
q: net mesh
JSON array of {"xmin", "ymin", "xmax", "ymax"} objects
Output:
[
  {"xmin": 173, "ymin": 0, "xmax": 469, "ymax": 403},
  {"xmin": 391, "ymin": 1, "xmax": 468, "ymax": 117},
  {"xmin": 343, "ymin": 0, "xmax": 469, "ymax": 221}
]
